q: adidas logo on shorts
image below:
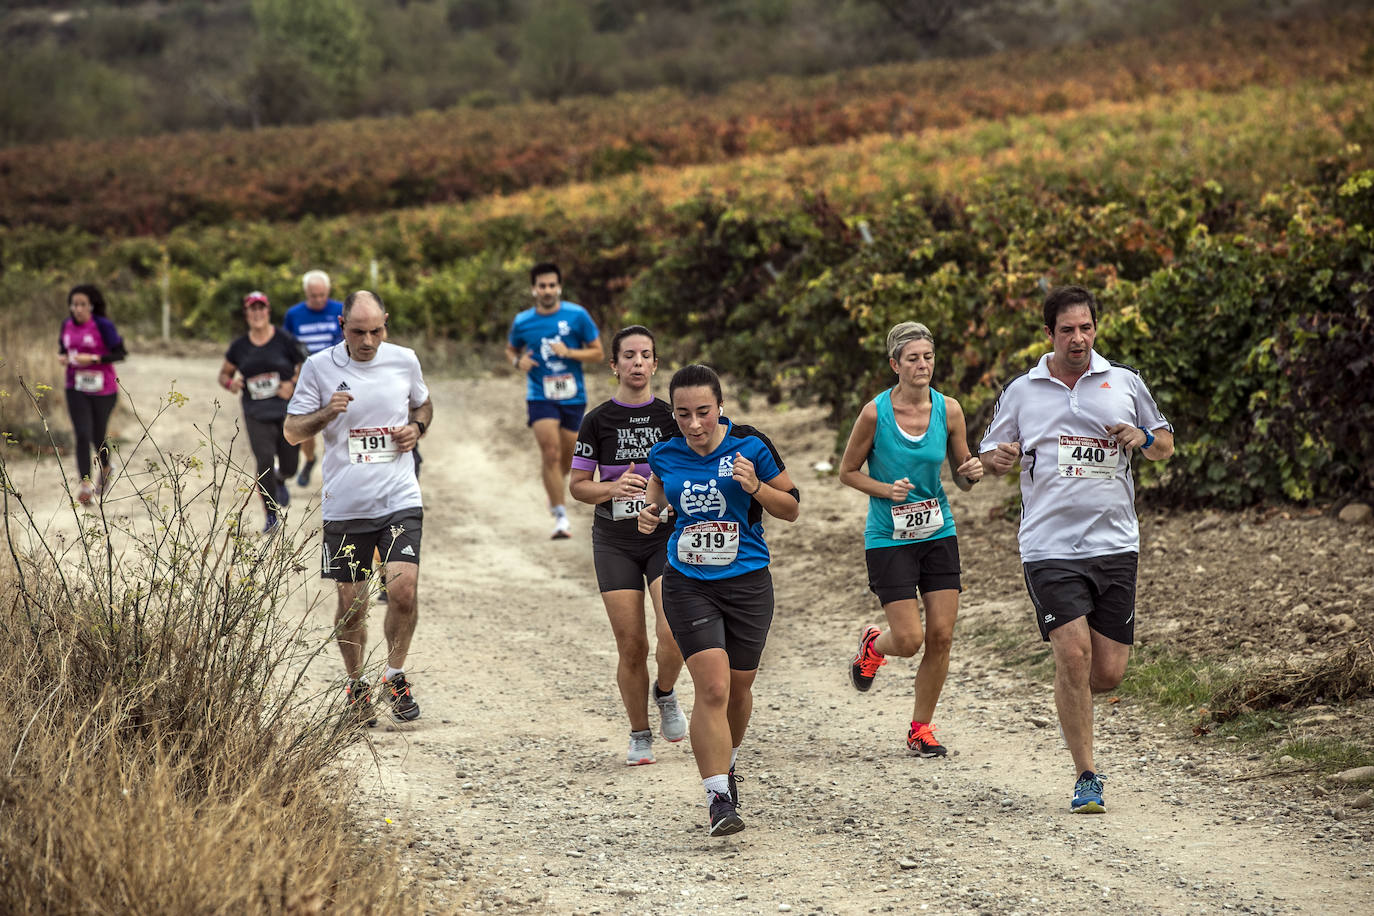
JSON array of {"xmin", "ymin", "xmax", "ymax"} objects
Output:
[{"xmin": 400, "ymin": 545, "xmax": 415, "ymax": 556}]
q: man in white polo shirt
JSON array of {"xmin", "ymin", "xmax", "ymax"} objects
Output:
[
  {"xmin": 285, "ymin": 290, "xmax": 433, "ymax": 725},
  {"xmin": 979, "ymin": 285, "xmax": 1174, "ymax": 815}
]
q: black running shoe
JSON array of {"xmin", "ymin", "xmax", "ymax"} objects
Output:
[
  {"xmin": 728, "ymin": 765, "xmax": 739, "ymax": 808},
  {"xmin": 346, "ymin": 678, "xmax": 378, "ymax": 728},
  {"xmin": 384, "ymin": 673, "xmax": 421, "ymax": 721},
  {"xmin": 708, "ymin": 791, "xmax": 745, "ymax": 837},
  {"xmin": 296, "ymin": 459, "xmax": 316, "ymax": 487}
]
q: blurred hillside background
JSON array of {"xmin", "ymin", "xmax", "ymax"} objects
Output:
[{"xmin": 1, "ymin": 0, "xmax": 1362, "ymax": 145}]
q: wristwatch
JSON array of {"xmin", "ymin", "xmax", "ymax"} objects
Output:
[{"xmin": 413, "ymin": 420, "xmax": 427, "ymax": 437}]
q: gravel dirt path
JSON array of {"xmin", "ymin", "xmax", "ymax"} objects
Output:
[{"xmin": 14, "ymin": 353, "xmax": 1373, "ymax": 915}]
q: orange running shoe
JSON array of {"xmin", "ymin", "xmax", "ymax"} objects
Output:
[
  {"xmin": 907, "ymin": 721, "xmax": 947, "ymax": 758},
  {"xmin": 849, "ymin": 625, "xmax": 886, "ymax": 692}
]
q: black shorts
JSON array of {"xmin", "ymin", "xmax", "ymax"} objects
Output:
[
  {"xmin": 526, "ymin": 400, "xmax": 585, "ymax": 431},
  {"xmin": 1023, "ymin": 552, "xmax": 1138, "ymax": 644},
  {"xmin": 865, "ymin": 536, "xmax": 962, "ymax": 605},
  {"xmin": 321, "ymin": 508, "xmax": 424, "ymax": 582},
  {"xmin": 661, "ymin": 566, "xmax": 774, "ymax": 671},
  {"xmin": 591, "ymin": 523, "xmax": 669, "ymax": 592}
]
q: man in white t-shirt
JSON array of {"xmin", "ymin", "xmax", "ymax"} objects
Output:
[
  {"xmin": 285, "ymin": 290, "xmax": 434, "ymax": 726},
  {"xmin": 979, "ymin": 285, "xmax": 1174, "ymax": 815}
]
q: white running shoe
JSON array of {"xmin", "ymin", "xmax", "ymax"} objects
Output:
[
  {"xmin": 551, "ymin": 515, "xmax": 572, "ymax": 539},
  {"xmin": 626, "ymin": 730, "xmax": 655, "ymax": 766},
  {"xmin": 655, "ymin": 687, "xmax": 687, "ymax": 742}
]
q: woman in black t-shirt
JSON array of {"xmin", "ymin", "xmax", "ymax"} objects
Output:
[
  {"xmin": 217, "ymin": 290, "xmax": 305, "ymax": 534},
  {"xmin": 569, "ymin": 325, "xmax": 686, "ymax": 767}
]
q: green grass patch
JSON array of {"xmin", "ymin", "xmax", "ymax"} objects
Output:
[
  {"xmin": 1117, "ymin": 646, "xmax": 1232, "ymax": 709},
  {"xmin": 1274, "ymin": 738, "xmax": 1374, "ymax": 774}
]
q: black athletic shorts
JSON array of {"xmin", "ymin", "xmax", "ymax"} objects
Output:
[
  {"xmin": 1023, "ymin": 552, "xmax": 1138, "ymax": 644},
  {"xmin": 591, "ymin": 522, "xmax": 669, "ymax": 592},
  {"xmin": 661, "ymin": 565, "xmax": 773, "ymax": 671},
  {"xmin": 865, "ymin": 536, "xmax": 962, "ymax": 605},
  {"xmin": 321, "ymin": 508, "xmax": 424, "ymax": 582}
]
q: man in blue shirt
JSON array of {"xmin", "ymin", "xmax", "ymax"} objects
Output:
[
  {"xmin": 282, "ymin": 269, "xmax": 344, "ymax": 486},
  {"xmin": 505, "ymin": 262, "xmax": 603, "ymax": 539}
]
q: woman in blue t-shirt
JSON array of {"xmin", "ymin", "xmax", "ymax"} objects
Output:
[
  {"xmin": 838, "ymin": 321, "xmax": 984, "ymax": 759},
  {"xmin": 638, "ymin": 364, "xmax": 799, "ymax": 837}
]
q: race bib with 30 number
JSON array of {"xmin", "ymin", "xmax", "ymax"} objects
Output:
[
  {"xmin": 245, "ymin": 372, "xmax": 280, "ymax": 400},
  {"xmin": 348, "ymin": 427, "xmax": 399, "ymax": 464},
  {"xmin": 611, "ymin": 495, "xmax": 646, "ymax": 520},
  {"xmin": 1057, "ymin": 435, "xmax": 1119, "ymax": 479},
  {"xmin": 891, "ymin": 498, "xmax": 943, "ymax": 540},
  {"xmin": 677, "ymin": 521, "xmax": 739, "ymax": 566},
  {"xmin": 542, "ymin": 373, "xmax": 576, "ymax": 401}
]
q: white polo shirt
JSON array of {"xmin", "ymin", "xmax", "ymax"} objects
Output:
[
  {"xmin": 287, "ymin": 342, "xmax": 429, "ymax": 521},
  {"xmin": 979, "ymin": 350, "xmax": 1171, "ymax": 563}
]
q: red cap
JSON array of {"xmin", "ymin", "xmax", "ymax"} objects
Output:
[{"xmin": 243, "ymin": 290, "xmax": 270, "ymax": 307}]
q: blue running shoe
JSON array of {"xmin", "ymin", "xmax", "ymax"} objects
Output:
[{"xmin": 1071, "ymin": 771, "xmax": 1106, "ymax": 813}]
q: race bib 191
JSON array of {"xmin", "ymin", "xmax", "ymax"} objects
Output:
[
  {"xmin": 891, "ymin": 498, "xmax": 943, "ymax": 540},
  {"xmin": 1057, "ymin": 435, "xmax": 1119, "ymax": 479},
  {"xmin": 542, "ymin": 373, "xmax": 576, "ymax": 401},
  {"xmin": 348, "ymin": 427, "xmax": 399, "ymax": 464},
  {"xmin": 245, "ymin": 372, "xmax": 280, "ymax": 400},
  {"xmin": 677, "ymin": 521, "xmax": 739, "ymax": 566},
  {"xmin": 73, "ymin": 369, "xmax": 104, "ymax": 393}
]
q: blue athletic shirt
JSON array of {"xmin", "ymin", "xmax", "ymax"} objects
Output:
[
  {"xmin": 648, "ymin": 419, "xmax": 782, "ymax": 581},
  {"xmin": 507, "ymin": 301, "xmax": 599, "ymax": 405},
  {"xmin": 864, "ymin": 387, "xmax": 957, "ymax": 550},
  {"xmin": 282, "ymin": 299, "xmax": 344, "ymax": 354}
]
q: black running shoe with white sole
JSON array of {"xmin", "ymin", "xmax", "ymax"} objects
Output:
[
  {"xmin": 346, "ymin": 678, "xmax": 378, "ymax": 728},
  {"xmin": 708, "ymin": 791, "xmax": 745, "ymax": 837},
  {"xmin": 383, "ymin": 673, "xmax": 421, "ymax": 721}
]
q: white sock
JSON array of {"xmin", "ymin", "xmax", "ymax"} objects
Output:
[
  {"xmin": 730, "ymin": 746, "xmax": 740, "ymax": 768},
  {"xmin": 702, "ymin": 774, "xmax": 730, "ymax": 800},
  {"xmin": 383, "ymin": 666, "xmax": 404, "ymax": 683},
  {"xmin": 551, "ymin": 504, "xmax": 567, "ymax": 519}
]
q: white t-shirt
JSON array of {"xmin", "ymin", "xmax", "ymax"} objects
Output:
[
  {"xmin": 978, "ymin": 350, "xmax": 1171, "ymax": 563},
  {"xmin": 287, "ymin": 342, "xmax": 429, "ymax": 521}
]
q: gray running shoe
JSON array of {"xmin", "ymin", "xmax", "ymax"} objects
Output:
[
  {"xmin": 655, "ymin": 687, "xmax": 688, "ymax": 742},
  {"xmin": 626, "ymin": 729, "xmax": 655, "ymax": 766}
]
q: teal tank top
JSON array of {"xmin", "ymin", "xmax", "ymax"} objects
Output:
[{"xmin": 863, "ymin": 387, "xmax": 957, "ymax": 549}]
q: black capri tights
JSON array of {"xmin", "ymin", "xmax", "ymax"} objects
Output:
[
  {"xmin": 65, "ymin": 389, "xmax": 117, "ymax": 481},
  {"xmin": 243, "ymin": 414, "xmax": 299, "ymax": 506}
]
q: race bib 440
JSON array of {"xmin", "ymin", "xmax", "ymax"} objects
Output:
[{"xmin": 1057, "ymin": 435, "xmax": 1119, "ymax": 479}]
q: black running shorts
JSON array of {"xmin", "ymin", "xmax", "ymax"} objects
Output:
[
  {"xmin": 865, "ymin": 536, "xmax": 962, "ymax": 605},
  {"xmin": 1023, "ymin": 552, "xmax": 1138, "ymax": 644},
  {"xmin": 661, "ymin": 565, "xmax": 773, "ymax": 671},
  {"xmin": 321, "ymin": 508, "xmax": 424, "ymax": 582},
  {"xmin": 591, "ymin": 523, "xmax": 669, "ymax": 592}
]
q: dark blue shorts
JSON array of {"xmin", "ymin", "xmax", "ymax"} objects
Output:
[{"xmin": 526, "ymin": 400, "xmax": 585, "ymax": 431}]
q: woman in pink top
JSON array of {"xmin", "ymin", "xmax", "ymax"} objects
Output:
[{"xmin": 58, "ymin": 285, "xmax": 126, "ymax": 505}]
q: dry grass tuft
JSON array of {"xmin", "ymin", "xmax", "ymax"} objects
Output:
[
  {"xmin": 1211, "ymin": 640, "xmax": 1374, "ymax": 721},
  {"xmin": 0, "ymin": 385, "xmax": 407, "ymax": 913}
]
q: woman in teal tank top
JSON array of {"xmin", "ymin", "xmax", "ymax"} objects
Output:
[{"xmin": 837, "ymin": 321, "xmax": 985, "ymax": 758}]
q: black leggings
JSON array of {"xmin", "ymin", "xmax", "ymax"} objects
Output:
[
  {"xmin": 65, "ymin": 389, "xmax": 117, "ymax": 481},
  {"xmin": 243, "ymin": 413, "xmax": 299, "ymax": 507}
]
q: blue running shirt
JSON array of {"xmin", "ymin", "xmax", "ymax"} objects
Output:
[
  {"xmin": 507, "ymin": 301, "xmax": 600, "ymax": 405},
  {"xmin": 648, "ymin": 419, "xmax": 782, "ymax": 581},
  {"xmin": 863, "ymin": 388, "xmax": 956, "ymax": 550},
  {"xmin": 282, "ymin": 299, "xmax": 344, "ymax": 354}
]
